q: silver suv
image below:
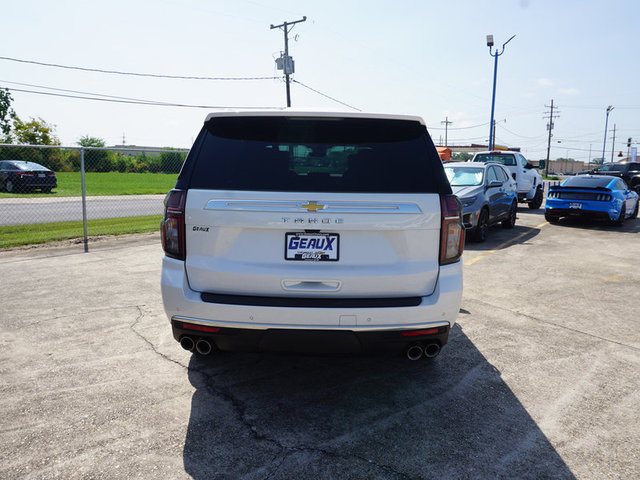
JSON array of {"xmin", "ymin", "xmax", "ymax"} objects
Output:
[{"xmin": 161, "ymin": 111, "xmax": 464, "ymax": 360}]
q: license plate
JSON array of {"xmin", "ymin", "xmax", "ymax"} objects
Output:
[
  {"xmin": 38, "ymin": 173, "xmax": 45, "ymax": 178},
  {"xmin": 285, "ymin": 232, "xmax": 339, "ymax": 261},
  {"xmin": 569, "ymin": 203, "xmax": 582, "ymax": 209}
]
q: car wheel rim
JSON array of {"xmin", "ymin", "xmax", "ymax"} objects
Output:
[{"xmin": 479, "ymin": 212, "xmax": 488, "ymax": 240}]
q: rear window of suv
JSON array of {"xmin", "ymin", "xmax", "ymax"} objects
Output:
[
  {"xmin": 473, "ymin": 153, "xmax": 517, "ymax": 166},
  {"xmin": 178, "ymin": 116, "xmax": 449, "ymax": 193}
]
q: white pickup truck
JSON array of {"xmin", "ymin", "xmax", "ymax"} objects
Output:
[{"xmin": 471, "ymin": 151, "xmax": 544, "ymax": 209}]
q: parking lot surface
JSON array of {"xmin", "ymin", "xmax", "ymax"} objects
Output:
[{"xmin": 1, "ymin": 210, "xmax": 639, "ymax": 479}]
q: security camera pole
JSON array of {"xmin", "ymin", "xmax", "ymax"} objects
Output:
[
  {"xmin": 271, "ymin": 16, "xmax": 306, "ymax": 107},
  {"xmin": 486, "ymin": 34, "xmax": 515, "ymax": 150}
]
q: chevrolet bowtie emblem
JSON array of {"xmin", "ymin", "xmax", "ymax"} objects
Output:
[{"xmin": 301, "ymin": 201, "xmax": 325, "ymax": 212}]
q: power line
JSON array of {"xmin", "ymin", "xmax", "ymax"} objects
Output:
[
  {"xmin": 0, "ymin": 55, "xmax": 279, "ymax": 81},
  {"xmin": 1, "ymin": 86, "xmax": 279, "ymax": 110},
  {"xmin": 429, "ymin": 121, "xmax": 491, "ymax": 131},
  {"xmin": 496, "ymin": 123, "xmax": 546, "ymax": 139},
  {"xmin": 292, "ymin": 79, "xmax": 361, "ymax": 111},
  {"xmin": 1, "ymin": 79, "xmax": 179, "ymax": 105}
]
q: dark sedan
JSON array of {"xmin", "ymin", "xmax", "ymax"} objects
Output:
[{"xmin": 0, "ymin": 160, "xmax": 57, "ymax": 193}]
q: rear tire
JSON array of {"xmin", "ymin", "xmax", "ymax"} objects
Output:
[
  {"xmin": 545, "ymin": 211, "xmax": 559, "ymax": 224},
  {"xmin": 502, "ymin": 201, "xmax": 517, "ymax": 229},
  {"xmin": 631, "ymin": 201, "xmax": 639, "ymax": 219},
  {"xmin": 528, "ymin": 187, "xmax": 543, "ymax": 210},
  {"xmin": 472, "ymin": 209, "xmax": 489, "ymax": 242},
  {"xmin": 612, "ymin": 205, "xmax": 626, "ymax": 227}
]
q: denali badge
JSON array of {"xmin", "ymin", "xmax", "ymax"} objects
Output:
[{"xmin": 193, "ymin": 226, "xmax": 210, "ymax": 232}]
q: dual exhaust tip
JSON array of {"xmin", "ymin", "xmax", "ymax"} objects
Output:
[
  {"xmin": 180, "ymin": 336, "xmax": 214, "ymax": 356},
  {"xmin": 406, "ymin": 342, "xmax": 440, "ymax": 361}
]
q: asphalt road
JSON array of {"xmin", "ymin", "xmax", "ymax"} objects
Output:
[
  {"xmin": 0, "ymin": 209, "xmax": 639, "ymax": 479},
  {"xmin": 0, "ymin": 194, "xmax": 165, "ymax": 226}
]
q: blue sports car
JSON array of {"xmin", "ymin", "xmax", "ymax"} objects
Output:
[{"xmin": 545, "ymin": 175, "xmax": 639, "ymax": 226}]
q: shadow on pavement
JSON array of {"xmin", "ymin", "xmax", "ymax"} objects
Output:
[
  {"xmin": 464, "ymin": 223, "xmax": 542, "ymax": 252},
  {"xmin": 182, "ymin": 325, "xmax": 575, "ymax": 479},
  {"xmin": 548, "ymin": 216, "xmax": 640, "ymax": 234}
]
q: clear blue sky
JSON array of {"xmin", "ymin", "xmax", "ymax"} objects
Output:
[{"xmin": 2, "ymin": 0, "xmax": 639, "ymax": 162}]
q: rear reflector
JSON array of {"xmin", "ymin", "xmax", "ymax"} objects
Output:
[
  {"xmin": 400, "ymin": 328, "xmax": 439, "ymax": 337},
  {"xmin": 182, "ymin": 323, "xmax": 221, "ymax": 333}
]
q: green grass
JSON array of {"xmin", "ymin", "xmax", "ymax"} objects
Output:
[
  {"xmin": 0, "ymin": 172, "xmax": 178, "ymax": 198},
  {"xmin": 0, "ymin": 215, "xmax": 162, "ymax": 248}
]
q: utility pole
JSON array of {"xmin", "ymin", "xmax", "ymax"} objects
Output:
[
  {"xmin": 270, "ymin": 16, "xmax": 306, "ymax": 107},
  {"xmin": 441, "ymin": 117, "xmax": 453, "ymax": 146},
  {"xmin": 610, "ymin": 124, "xmax": 616, "ymax": 163},
  {"xmin": 543, "ymin": 99, "xmax": 559, "ymax": 177}
]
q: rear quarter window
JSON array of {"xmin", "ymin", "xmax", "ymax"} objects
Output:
[{"xmin": 177, "ymin": 116, "xmax": 450, "ymax": 194}]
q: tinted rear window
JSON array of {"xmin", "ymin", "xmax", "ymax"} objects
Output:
[
  {"xmin": 179, "ymin": 116, "xmax": 449, "ymax": 193},
  {"xmin": 473, "ymin": 153, "xmax": 517, "ymax": 166},
  {"xmin": 562, "ymin": 176, "xmax": 613, "ymax": 188}
]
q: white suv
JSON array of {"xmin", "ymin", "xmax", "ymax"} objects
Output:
[
  {"xmin": 161, "ymin": 111, "xmax": 464, "ymax": 360},
  {"xmin": 471, "ymin": 151, "xmax": 544, "ymax": 209}
]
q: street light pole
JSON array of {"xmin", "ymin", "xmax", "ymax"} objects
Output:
[
  {"xmin": 601, "ymin": 105, "xmax": 614, "ymax": 164},
  {"xmin": 486, "ymin": 34, "xmax": 515, "ymax": 151}
]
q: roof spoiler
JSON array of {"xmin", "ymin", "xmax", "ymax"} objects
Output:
[{"xmin": 548, "ymin": 185, "xmax": 611, "ymax": 191}]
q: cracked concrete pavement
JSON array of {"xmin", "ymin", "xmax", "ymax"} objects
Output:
[{"xmin": 1, "ymin": 211, "xmax": 639, "ymax": 479}]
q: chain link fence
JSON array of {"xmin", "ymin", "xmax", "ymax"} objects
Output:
[{"xmin": 0, "ymin": 144, "xmax": 188, "ymax": 250}]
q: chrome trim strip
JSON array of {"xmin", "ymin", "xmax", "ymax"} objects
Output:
[
  {"xmin": 172, "ymin": 315, "xmax": 449, "ymax": 332},
  {"xmin": 204, "ymin": 200, "xmax": 422, "ymax": 214}
]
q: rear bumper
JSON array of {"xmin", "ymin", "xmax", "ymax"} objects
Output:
[
  {"xmin": 15, "ymin": 176, "xmax": 57, "ymax": 190},
  {"xmin": 171, "ymin": 320, "xmax": 450, "ymax": 354},
  {"xmin": 161, "ymin": 256, "xmax": 462, "ymax": 353},
  {"xmin": 545, "ymin": 199, "xmax": 617, "ymax": 221}
]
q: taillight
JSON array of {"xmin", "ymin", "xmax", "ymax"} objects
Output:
[
  {"xmin": 16, "ymin": 172, "xmax": 34, "ymax": 177},
  {"xmin": 439, "ymin": 194, "xmax": 464, "ymax": 265},
  {"xmin": 161, "ymin": 189, "xmax": 186, "ymax": 260},
  {"xmin": 46, "ymin": 172, "xmax": 56, "ymax": 177}
]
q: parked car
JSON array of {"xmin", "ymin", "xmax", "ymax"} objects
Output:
[
  {"xmin": 0, "ymin": 160, "xmax": 57, "ymax": 193},
  {"xmin": 471, "ymin": 151, "xmax": 544, "ymax": 209},
  {"xmin": 444, "ymin": 162, "xmax": 517, "ymax": 242},
  {"xmin": 161, "ymin": 111, "xmax": 464, "ymax": 361},
  {"xmin": 579, "ymin": 162, "xmax": 640, "ymax": 193},
  {"xmin": 545, "ymin": 174, "xmax": 639, "ymax": 226}
]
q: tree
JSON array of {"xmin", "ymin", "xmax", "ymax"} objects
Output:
[
  {"xmin": 10, "ymin": 117, "xmax": 64, "ymax": 171},
  {"xmin": 77, "ymin": 135, "xmax": 106, "ymax": 148},
  {"xmin": 0, "ymin": 88, "xmax": 16, "ymax": 139},
  {"xmin": 12, "ymin": 117, "xmax": 60, "ymax": 145},
  {"xmin": 76, "ymin": 135, "xmax": 112, "ymax": 172}
]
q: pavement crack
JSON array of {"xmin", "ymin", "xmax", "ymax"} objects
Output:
[
  {"xmin": 129, "ymin": 305, "xmax": 189, "ymax": 370},
  {"xmin": 468, "ymin": 297, "xmax": 640, "ymax": 352}
]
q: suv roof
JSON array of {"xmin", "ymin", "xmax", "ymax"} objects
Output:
[{"xmin": 204, "ymin": 109, "xmax": 427, "ymax": 125}]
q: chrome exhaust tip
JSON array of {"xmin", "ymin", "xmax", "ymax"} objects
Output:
[
  {"xmin": 180, "ymin": 336, "xmax": 195, "ymax": 352},
  {"xmin": 406, "ymin": 344, "xmax": 424, "ymax": 361},
  {"xmin": 424, "ymin": 343, "xmax": 441, "ymax": 358},
  {"xmin": 195, "ymin": 338, "xmax": 213, "ymax": 356}
]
